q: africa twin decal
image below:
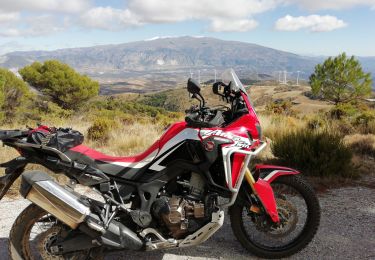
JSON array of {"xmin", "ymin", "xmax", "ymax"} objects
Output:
[{"xmin": 200, "ymin": 129, "xmax": 251, "ymax": 149}]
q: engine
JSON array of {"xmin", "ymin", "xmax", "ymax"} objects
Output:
[{"xmin": 151, "ymin": 172, "xmax": 216, "ymax": 239}]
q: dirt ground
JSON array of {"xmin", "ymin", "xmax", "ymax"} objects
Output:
[{"xmin": 1, "ymin": 186, "xmax": 374, "ymax": 260}]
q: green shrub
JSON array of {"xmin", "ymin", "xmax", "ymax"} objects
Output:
[
  {"xmin": 329, "ymin": 103, "xmax": 357, "ymax": 119},
  {"xmin": 272, "ymin": 129, "xmax": 356, "ymax": 178},
  {"xmin": 0, "ymin": 68, "xmax": 31, "ymax": 122},
  {"xmin": 354, "ymin": 110, "xmax": 375, "ymax": 134},
  {"xmin": 87, "ymin": 118, "xmax": 118, "ymax": 142},
  {"xmin": 306, "ymin": 115, "xmax": 326, "ymax": 130}
]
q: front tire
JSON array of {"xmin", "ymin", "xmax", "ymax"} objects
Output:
[{"xmin": 230, "ymin": 175, "xmax": 320, "ymax": 259}]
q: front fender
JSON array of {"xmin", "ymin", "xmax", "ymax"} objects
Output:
[
  {"xmin": 254, "ymin": 164, "xmax": 300, "ymax": 183},
  {"xmin": 246, "ymin": 165, "xmax": 299, "ymax": 223}
]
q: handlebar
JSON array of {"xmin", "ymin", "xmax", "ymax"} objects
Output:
[{"xmin": 185, "ymin": 106, "xmax": 224, "ymax": 128}]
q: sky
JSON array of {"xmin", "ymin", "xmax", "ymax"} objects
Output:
[{"xmin": 0, "ymin": 0, "xmax": 375, "ymax": 56}]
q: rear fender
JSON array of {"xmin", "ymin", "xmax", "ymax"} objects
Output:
[{"xmin": 0, "ymin": 157, "xmax": 28, "ymax": 200}]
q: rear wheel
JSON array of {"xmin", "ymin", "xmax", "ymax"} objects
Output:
[
  {"xmin": 230, "ymin": 175, "xmax": 320, "ymax": 259},
  {"xmin": 8, "ymin": 204, "xmax": 102, "ymax": 260}
]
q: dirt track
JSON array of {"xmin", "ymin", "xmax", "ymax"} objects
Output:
[{"xmin": 1, "ymin": 186, "xmax": 374, "ymax": 260}]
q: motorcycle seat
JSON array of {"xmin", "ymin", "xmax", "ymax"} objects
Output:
[
  {"xmin": 65, "ymin": 142, "xmax": 160, "ymax": 175},
  {"xmin": 69, "ymin": 142, "xmax": 159, "ymax": 163}
]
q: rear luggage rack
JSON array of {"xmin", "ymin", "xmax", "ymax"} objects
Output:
[{"xmin": 0, "ymin": 130, "xmax": 28, "ymax": 140}]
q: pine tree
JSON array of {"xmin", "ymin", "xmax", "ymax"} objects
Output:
[
  {"xmin": 310, "ymin": 53, "xmax": 372, "ymax": 105},
  {"xmin": 19, "ymin": 60, "xmax": 99, "ymax": 109}
]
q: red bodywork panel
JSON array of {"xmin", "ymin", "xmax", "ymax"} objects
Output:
[
  {"xmin": 69, "ymin": 122, "xmax": 189, "ymax": 164},
  {"xmin": 231, "ymin": 154, "xmax": 245, "ymax": 187},
  {"xmin": 253, "ymin": 178, "xmax": 280, "ymax": 222},
  {"xmin": 158, "ymin": 122, "xmax": 188, "ymax": 147}
]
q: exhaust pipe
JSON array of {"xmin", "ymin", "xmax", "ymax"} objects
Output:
[
  {"xmin": 20, "ymin": 171, "xmax": 90, "ymax": 229},
  {"xmin": 20, "ymin": 171, "xmax": 143, "ymax": 250}
]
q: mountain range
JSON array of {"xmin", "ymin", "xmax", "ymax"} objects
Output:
[{"xmin": 0, "ymin": 36, "xmax": 374, "ymax": 92}]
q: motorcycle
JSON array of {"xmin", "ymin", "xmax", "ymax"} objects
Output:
[{"xmin": 0, "ymin": 69, "xmax": 320, "ymax": 259}]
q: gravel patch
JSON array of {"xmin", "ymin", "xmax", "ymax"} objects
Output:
[{"xmin": 0, "ymin": 186, "xmax": 374, "ymax": 259}]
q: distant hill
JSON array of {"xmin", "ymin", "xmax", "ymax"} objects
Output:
[
  {"xmin": 0, "ymin": 36, "xmax": 319, "ymax": 73},
  {"xmin": 1, "ymin": 36, "xmax": 374, "ymax": 92}
]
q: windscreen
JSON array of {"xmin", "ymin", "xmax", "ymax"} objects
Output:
[{"xmin": 221, "ymin": 69, "xmax": 247, "ymax": 94}]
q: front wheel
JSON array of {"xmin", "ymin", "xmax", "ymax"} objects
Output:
[{"xmin": 230, "ymin": 175, "xmax": 320, "ymax": 259}]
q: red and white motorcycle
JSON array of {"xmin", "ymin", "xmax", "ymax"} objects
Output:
[{"xmin": 0, "ymin": 69, "xmax": 320, "ymax": 259}]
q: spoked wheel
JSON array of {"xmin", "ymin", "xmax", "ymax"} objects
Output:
[
  {"xmin": 230, "ymin": 175, "xmax": 320, "ymax": 259},
  {"xmin": 8, "ymin": 204, "xmax": 102, "ymax": 260}
]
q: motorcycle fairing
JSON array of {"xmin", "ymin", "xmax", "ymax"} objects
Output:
[{"xmin": 65, "ymin": 125, "xmax": 202, "ymax": 178}]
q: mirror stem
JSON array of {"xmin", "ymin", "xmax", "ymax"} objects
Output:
[{"xmin": 197, "ymin": 92, "xmax": 205, "ymax": 108}]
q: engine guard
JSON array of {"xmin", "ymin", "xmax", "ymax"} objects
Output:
[{"xmin": 248, "ymin": 165, "xmax": 300, "ymax": 223}]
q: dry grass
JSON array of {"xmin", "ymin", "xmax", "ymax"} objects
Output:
[
  {"xmin": 88, "ymin": 122, "xmax": 163, "ymax": 156},
  {"xmin": 258, "ymin": 114, "xmax": 306, "ymax": 140},
  {"xmin": 344, "ymin": 134, "xmax": 375, "ymax": 157}
]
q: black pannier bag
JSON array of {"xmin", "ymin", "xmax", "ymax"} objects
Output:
[{"xmin": 28, "ymin": 125, "xmax": 84, "ymax": 152}]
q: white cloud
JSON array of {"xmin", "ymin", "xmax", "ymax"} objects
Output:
[
  {"xmin": 275, "ymin": 15, "xmax": 347, "ymax": 32},
  {"xmin": 81, "ymin": 7, "xmax": 142, "ymax": 30},
  {"xmin": 0, "ymin": 41, "xmax": 36, "ymax": 54},
  {"xmin": 81, "ymin": 0, "xmax": 280, "ymax": 32},
  {"xmin": 210, "ymin": 18, "xmax": 258, "ymax": 32},
  {"xmin": 0, "ymin": 12, "xmax": 20, "ymax": 23},
  {"xmin": 285, "ymin": 0, "xmax": 375, "ymax": 10},
  {"xmin": 0, "ymin": 15, "xmax": 65, "ymax": 37},
  {"xmin": 0, "ymin": 0, "xmax": 367, "ymax": 37},
  {"xmin": 127, "ymin": 0, "xmax": 278, "ymax": 22},
  {"xmin": 0, "ymin": 29, "xmax": 22, "ymax": 37},
  {"xmin": 0, "ymin": 0, "xmax": 91, "ymax": 13}
]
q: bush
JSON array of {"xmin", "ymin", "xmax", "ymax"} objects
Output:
[
  {"xmin": 19, "ymin": 60, "xmax": 99, "ymax": 109},
  {"xmin": 329, "ymin": 103, "xmax": 357, "ymax": 119},
  {"xmin": 0, "ymin": 68, "xmax": 31, "ymax": 121},
  {"xmin": 87, "ymin": 118, "xmax": 118, "ymax": 143},
  {"xmin": 345, "ymin": 134, "xmax": 375, "ymax": 158},
  {"xmin": 272, "ymin": 129, "xmax": 356, "ymax": 178},
  {"xmin": 329, "ymin": 119, "xmax": 355, "ymax": 136},
  {"xmin": 266, "ymin": 99, "xmax": 294, "ymax": 115},
  {"xmin": 306, "ymin": 115, "xmax": 326, "ymax": 130},
  {"xmin": 354, "ymin": 110, "xmax": 375, "ymax": 134}
]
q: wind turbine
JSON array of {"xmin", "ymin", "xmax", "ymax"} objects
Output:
[
  {"xmin": 295, "ymin": 71, "xmax": 304, "ymax": 86},
  {"xmin": 280, "ymin": 70, "xmax": 288, "ymax": 85}
]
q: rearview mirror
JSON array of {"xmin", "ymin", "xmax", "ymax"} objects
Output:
[
  {"xmin": 212, "ymin": 82, "xmax": 222, "ymax": 95},
  {"xmin": 187, "ymin": 78, "xmax": 201, "ymax": 94}
]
